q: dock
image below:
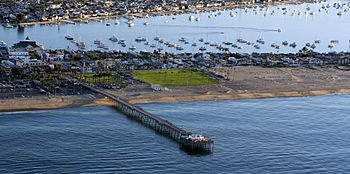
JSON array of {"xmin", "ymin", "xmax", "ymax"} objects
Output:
[{"xmin": 81, "ymin": 83, "xmax": 214, "ymax": 153}]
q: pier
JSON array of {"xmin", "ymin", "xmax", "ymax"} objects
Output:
[{"xmin": 81, "ymin": 83, "xmax": 214, "ymax": 153}]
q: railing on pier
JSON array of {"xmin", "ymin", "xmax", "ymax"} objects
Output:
[{"xmin": 81, "ymin": 83, "xmax": 214, "ymax": 153}]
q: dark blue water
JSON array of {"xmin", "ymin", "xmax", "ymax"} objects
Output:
[{"xmin": 1, "ymin": 95, "xmax": 350, "ymax": 173}]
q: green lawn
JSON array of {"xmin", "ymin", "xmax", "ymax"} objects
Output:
[
  {"xmin": 132, "ymin": 70, "xmax": 218, "ymax": 87},
  {"xmin": 82, "ymin": 72, "xmax": 120, "ymax": 83}
]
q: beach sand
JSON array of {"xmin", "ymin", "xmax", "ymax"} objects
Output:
[{"xmin": 1, "ymin": 67, "xmax": 350, "ymax": 112}]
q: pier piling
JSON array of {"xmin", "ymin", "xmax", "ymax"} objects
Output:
[{"xmin": 81, "ymin": 83, "xmax": 214, "ymax": 153}]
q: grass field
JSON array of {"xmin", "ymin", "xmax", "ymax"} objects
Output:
[
  {"xmin": 132, "ymin": 70, "xmax": 218, "ymax": 87},
  {"xmin": 82, "ymin": 72, "xmax": 120, "ymax": 83}
]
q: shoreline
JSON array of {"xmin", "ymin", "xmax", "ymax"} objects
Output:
[
  {"xmin": 0, "ymin": 88, "xmax": 349, "ymax": 113},
  {"xmin": 127, "ymin": 89, "xmax": 350, "ymax": 104},
  {"xmin": 11, "ymin": 0, "xmax": 315, "ymax": 26}
]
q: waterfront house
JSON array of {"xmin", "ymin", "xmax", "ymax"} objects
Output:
[
  {"xmin": 0, "ymin": 41, "xmax": 9, "ymax": 59},
  {"xmin": 43, "ymin": 51, "xmax": 65, "ymax": 61}
]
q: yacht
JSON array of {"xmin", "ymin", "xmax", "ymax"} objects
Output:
[
  {"xmin": 94, "ymin": 40, "xmax": 101, "ymax": 45},
  {"xmin": 109, "ymin": 36, "xmax": 118, "ymax": 42},
  {"xmin": 289, "ymin": 42, "xmax": 297, "ymax": 48},
  {"xmin": 223, "ymin": 41, "xmax": 233, "ymax": 45},
  {"xmin": 330, "ymin": 40, "xmax": 339, "ymax": 44},
  {"xmin": 65, "ymin": 36, "xmax": 74, "ymax": 40},
  {"xmin": 118, "ymin": 40, "xmax": 126, "ymax": 45},
  {"xmin": 129, "ymin": 46, "xmax": 136, "ymax": 51},
  {"xmin": 127, "ymin": 21, "xmax": 135, "ymax": 27},
  {"xmin": 179, "ymin": 37, "xmax": 186, "ymax": 42},
  {"xmin": 135, "ymin": 37, "xmax": 147, "ymax": 42},
  {"xmin": 192, "ymin": 43, "xmax": 198, "ymax": 47},
  {"xmin": 257, "ymin": 38, "xmax": 265, "ymax": 44},
  {"xmin": 282, "ymin": 41, "xmax": 288, "ymax": 46},
  {"xmin": 199, "ymin": 47, "xmax": 207, "ymax": 51},
  {"xmin": 176, "ymin": 46, "xmax": 184, "ymax": 51},
  {"xmin": 310, "ymin": 44, "xmax": 316, "ymax": 49}
]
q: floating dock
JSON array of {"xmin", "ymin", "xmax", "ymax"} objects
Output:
[{"xmin": 81, "ymin": 83, "xmax": 214, "ymax": 153}]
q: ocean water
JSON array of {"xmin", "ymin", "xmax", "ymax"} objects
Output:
[
  {"xmin": 1, "ymin": 94, "xmax": 350, "ymax": 173},
  {"xmin": 1, "ymin": 0, "xmax": 350, "ymax": 53}
]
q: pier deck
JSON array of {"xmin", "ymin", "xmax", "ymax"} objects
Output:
[{"xmin": 81, "ymin": 83, "xmax": 214, "ymax": 153}]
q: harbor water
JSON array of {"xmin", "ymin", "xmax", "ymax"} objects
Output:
[
  {"xmin": 1, "ymin": 94, "xmax": 350, "ymax": 173},
  {"xmin": 1, "ymin": 0, "xmax": 350, "ymax": 53}
]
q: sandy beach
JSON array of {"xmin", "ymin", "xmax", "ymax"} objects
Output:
[
  {"xmin": 108, "ymin": 67, "xmax": 350, "ymax": 104},
  {"xmin": 1, "ymin": 67, "xmax": 350, "ymax": 112}
]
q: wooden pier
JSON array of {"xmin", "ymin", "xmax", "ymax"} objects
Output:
[{"xmin": 81, "ymin": 83, "xmax": 214, "ymax": 153}]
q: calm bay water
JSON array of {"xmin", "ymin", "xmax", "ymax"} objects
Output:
[
  {"xmin": 1, "ymin": 0, "xmax": 350, "ymax": 53},
  {"xmin": 1, "ymin": 95, "xmax": 350, "ymax": 173}
]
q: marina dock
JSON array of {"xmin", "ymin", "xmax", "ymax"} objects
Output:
[{"xmin": 81, "ymin": 83, "xmax": 214, "ymax": 153}]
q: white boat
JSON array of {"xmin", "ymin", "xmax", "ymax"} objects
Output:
[
  {"xmin": 289, "ymin": 42, "xmax": 297, "ymax": 48},
  {"xmin": 135, "ymin": 37, "xmax": 147, "ymax": 42},
  {"xmin": 65, "ymin": 36, "xmax": 74, "ymax": 40},
  {"xmin": 97, "ymin": 44, "xmax": 105, "ymax": 48},
  {"xmin": 129, "ymin": 46, "xmax": 136, "ymax": 51},
  {"xmin": 179, "ymin": 37, "xmax": 186, "ymax": 42},
  {"xmin": 310, "ymin": 44, "xmax": 316, "ymax": 49},
  {"xmin": 106, "ymin": 23, "xmax": 111, "ymax": 26},
  {"xmin": 3, "ymin": 23, "xmax": 14, "ymax": 28},
  {"xmin": 94, "ymin": 40, "xmax": 101, "ymax": 45},
  {"xmin": 330, "ymin": 40, "xmax": 339, "ymax": 44},
  {"xmin": 176, "ymin": 46, "xmax": 184, "ymax": 51},
  {"xmin": 109, "ymin": 36, "xmax": 118, "ymax": 42},
  {"xmin": 143, "ymin": 21, "xmax": 149, "ymax": 25},
  {"xmin": 223, "ymin": 41, "xmax": 233, "ymax": 45},
  {"xmin": 118, "ymin": 40, "xmax": 126, "ymax": 44},
  {"xmin": 127, "ymin": 21, "xmax": 135, "ymax": 27},
  {"xmin": 189, "ymin": 15, "xmax": 195, "ymax": 21},
  {"xmin": 199, "ymin": 47, "xmax": 207, "ymax": 51},
  {"xmin": 257, "ymin": 38, "xmax": 265, "ymax": 44}
]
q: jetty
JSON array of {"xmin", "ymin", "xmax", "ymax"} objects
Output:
[{"xmin": 80, "ymin": 82, "xmax": 214, "ymax": 153}]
